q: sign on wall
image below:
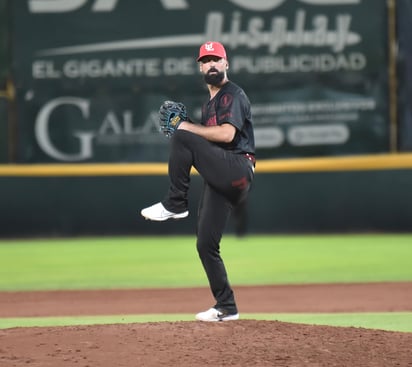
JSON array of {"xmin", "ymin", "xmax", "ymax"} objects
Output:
[
  {"xmin": 0, "ymin": 0, "xmax": 8, "ymax": 85},
  {"xmin": 397, "ymin": 0, "xmax": 412, "ymax": 152},
  {"xmin": 12, "ymin": 0, "xmax": 390, "ymax": 163}
]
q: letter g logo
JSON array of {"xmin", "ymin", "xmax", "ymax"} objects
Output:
[{"xmin": 35, "ymin": 97, "xmax": 95, "ymax": 161}]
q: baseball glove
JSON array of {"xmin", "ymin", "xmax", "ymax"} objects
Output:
[{"xmin": 159, "ymin": 100, "xmax": 188, "ymax": 138}]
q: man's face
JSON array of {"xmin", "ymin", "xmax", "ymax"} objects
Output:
[{"xmin": 199, "ymin": 56, "xmax": 228, "ymax": 86}]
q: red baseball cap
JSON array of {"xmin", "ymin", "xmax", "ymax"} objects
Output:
[{"xmin": 197, "ymin": 41, "xmax": 227, "ymax": 62}]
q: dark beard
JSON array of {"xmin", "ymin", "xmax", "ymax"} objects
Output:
[{"xmin": 204, "ymin": 71, "xmax": 225, "ymax": 86}]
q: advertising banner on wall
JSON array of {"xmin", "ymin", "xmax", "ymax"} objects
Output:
[
  {"xmin": 0, "ymin": 0, "xmax": 9, "ymax": 163},
  {"xmin": 0, "ymin": 0, "xmax": 8, "ymax": 85},
  {"xmin": 397, "ymin": 0, "xmax": 412, "ymax": 152},
  {"xmin": 15, "ymin": 89, "xmax": 204, "ymax": 163},
  {"xmin": 11, "ymin": 0, "xmax": 390, "ymax": 163}
]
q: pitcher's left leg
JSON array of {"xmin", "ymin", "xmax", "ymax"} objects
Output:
[{"xmin": 196, "ymin": 184, "xmax": 238, "ymax": 314}]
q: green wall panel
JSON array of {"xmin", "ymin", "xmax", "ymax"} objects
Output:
[{"xmin": 1, "ymin": 170, "xmax": 412, "ymax": 237}]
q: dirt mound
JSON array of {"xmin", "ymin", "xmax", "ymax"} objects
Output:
[{"xmin": 1, "ymin": 320, "xmax": 412, "ymax": 367}]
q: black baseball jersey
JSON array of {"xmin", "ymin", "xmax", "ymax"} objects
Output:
[{"xmin": 201, "ymin": 81, "xmax": 255, "ymax": 155}]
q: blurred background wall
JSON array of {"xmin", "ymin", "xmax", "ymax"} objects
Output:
[
  {"xmin": 0, "ymin": 0, "xmax": 9, "ymax": 163},
  {"xmin": 1, "ymin": 0, "xmax": 412, "ymax": 237},
  {"xmin": 397, "ymin": 0, "xmax": 412, "ymax": 151}
]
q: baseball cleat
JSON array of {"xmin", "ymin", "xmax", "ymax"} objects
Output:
[
  {"xmin": 195, "ymin": 308, "xmax": 239, "ymax": 322},
  {"xmin": 141, "ymin": 202, "xmax": 188, "ymax": 221}
]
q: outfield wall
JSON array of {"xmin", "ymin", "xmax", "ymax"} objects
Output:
[
  {"xmin": 0, "ymin": 98, "xmax": 7, "ymax": 163},
  {"xmin": 1, "ymin": 154, "xmax": 412, "ymax": 237},
  {"xmin": 397, "ymin": 0, "xmax": 412, "ymax": 151}
]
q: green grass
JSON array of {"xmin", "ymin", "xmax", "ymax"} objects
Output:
[
  {"xmin": 0, "ymin": 234, "xmax": 411, "ymax": 291},
  {"xmin": 1, "ymin": 234, "xmax": 411, "ymax": 332},
  {"xmin": 2, "ymin": 313, "xmax": 412, "ymax": 333},
  {"xmin": 265, "ymin": 312, "xmax": 412, "ymax": 333}
]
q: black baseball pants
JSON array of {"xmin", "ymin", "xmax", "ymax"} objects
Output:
[{"xmin": 162, "ymin": 130, "xmax": 254, "ymax": 313}]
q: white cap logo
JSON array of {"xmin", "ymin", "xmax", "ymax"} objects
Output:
[{"xmin": 205, "ymin": 42, "xmax": 215, "ymax": 52}]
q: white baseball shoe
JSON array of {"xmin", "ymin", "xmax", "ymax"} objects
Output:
[
  {"xmin": 195, "ymin": 308, "xmax": 239, "ymax": 322},
  {"xmin": 141, "ymin": 202, "xmax": 188, "ymax": 221}
]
